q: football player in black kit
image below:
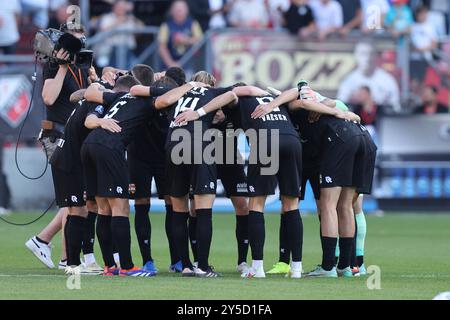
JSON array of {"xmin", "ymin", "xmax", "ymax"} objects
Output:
[
  {"xmin": 252, "ymin": 86, "xmax": 376, "ymax": 278},
  {"xmin": 174, "ymin": 84, "xmax": 345, "ymax": 278},
  {"xmin": 127, "ymin": 67, "xmax": 186, "ymax": 274},
  {"xmin": 50, "ymin": 80, "xmax": 124, "ymax": 275},
  {"xmin": 210, "ymin": 109, "xmax": 250, "ymax": 274},
  {"xmin": 82, "ymin": 76, "xmax": 204, "ymax": 277}
]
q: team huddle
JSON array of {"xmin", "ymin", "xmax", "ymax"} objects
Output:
[{"xmin": 25, "ymin": 51, "xmax": 376, "ymax": 278}]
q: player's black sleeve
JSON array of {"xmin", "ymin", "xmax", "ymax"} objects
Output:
[
  {"xmin": 149, "ymin": 86, "xmax": 172, "ymax": 97},
  {"xmin": 95, "ymin": 80, "xmax": 114, "ymax": 90},
  {"xmin": 86, "ymin": 102, "xmax": 107, "ymax": 118},
  {"xmin": 103, "ymin": 91, "xmax": 126, "ymax": 108}
]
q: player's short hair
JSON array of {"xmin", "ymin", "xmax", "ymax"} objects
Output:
[
  {"xmin": 191, "ymin": 71, "xmax": 216, "ymax": 87},
  {"xmin": 154, "ymin": 76, "xmax": 178, "ymax": 89},
  {"xmin": 131, "ymin": 64, "xmax": 155, "ymax": 86},
  {"xmin": 232, "ymin": 82, "xmax": 247, "ymax": 88},
  {"xmin": 165, "ymin": 67, "xmax": 186, "ymax": 86},
  {"xmin": 114, "ymin": 75, "xmax": 140, "ymax": 92}
]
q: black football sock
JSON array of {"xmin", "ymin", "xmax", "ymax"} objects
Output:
[
  {"xmin": 188, "ymin": 215, "xmax": 198, "ymax": 263},
  {"xmin": 96, "ymin": 214, "xmax": 115, "ymax": 268},
  {"xmin": 82, "ymin": 211, "xmax": 97, "ymax": 255},
  {"xmin": 235, "ymin": 215, "xmax": 249, "ymax": 265},
  {"xmin": 134, "ymin": 204, "xmax": 152, "ymax": 265},
  {"xmin": 67, "ymin": 216, "xmax": 86, "ymax": 266},
  {"xmin": 357, "ymin": 256, "xmax": 364, "ymax": 267},
  {"xmin": 173, "ymin": 212, "xmax": 192, "ymax": 269},
  {"xmin": 64, "ymin": 215, "xmax": 71, "ymax": 263},
  {"xmin": 279, "ymin": 213, "xmax": 290, "ymax": 264},
  {"xmin": 111, "ymin": 216, "xmax": 134, "ymax": 270},
  {"xmin": 284, "ymin": 209, "xmax": 303, "ymax": 262},
  {"xmin": 337, "ymin": 237, "xmax": 354, "ymax": 270},
  {"xmin": 248, "ymin": 210, "xmax": 265, "ymax": 261},
  {"xmin": 165, "ymin": 204, "xmax": 179, "ymax": 265},
  {"xmin": 196, "ymin": 209, "xmax": 213, "ymax": 271},
  {"xmin": 321, "ymin": 236, "xmax": 337, "ymax": 271}
]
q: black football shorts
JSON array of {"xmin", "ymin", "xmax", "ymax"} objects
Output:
[
  {"xmin": 81, "ymin": 143, "xmax": 129, "ymax": 199},
  {"xmin": 300, "ymin": 163, "xmax": 320, "ymax": 200},
  {"xmin": 51, "ymin": 164, "xmax": 86, "ymax": 208},
  {"xmin": 128, "ymin": 151, "xmax": 166, "ymax": 200},
  {"xmin": 217, "ymin": 163, "xmax": 248, "ymax": 198},
  {"xmin": 320, "ymin": 129, "xmax": 376, "ymax": 194},
  {"xmin": 247, "ymin": 134, "xmax": 302, "ymax": 197},
  {"xmin": 166, "ymin": 140, "xmax": 217, "ymax": 197}
]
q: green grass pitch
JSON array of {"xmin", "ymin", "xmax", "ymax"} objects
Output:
[{"xmin": 0, "ymin": 212, "xmax": 449, "ymax": 300}]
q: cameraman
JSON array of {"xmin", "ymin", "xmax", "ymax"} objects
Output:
[{"xmin": 25, "ymin": 23, "xmax": 98, "ymax": 269}]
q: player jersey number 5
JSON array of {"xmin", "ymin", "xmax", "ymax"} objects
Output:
[{"xmin": 104, "ymin": 100, "xmax": 127, "ymax": 119}]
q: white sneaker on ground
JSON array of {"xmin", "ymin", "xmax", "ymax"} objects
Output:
[
  {"xmin": 25, "ymin": 236, "xmax": 54, "ymax": 269},
  {"xmin": 65, "ymin": 265, "xmax": 103, "ymax": 276},
  {"xmin": 58, "ymin": 259, "xmax": 67, "ymax": 270},
  {"xmin": 83, "ymin": 261, "xmax": 104, "ymax": 273},
  {"xmin": 286, "ymin": 262, "xmax": 303, "ymax": 278},
  {"xmin": 241, "ymin": 266, "xmax": 265, "ymax": 278},
  {"xmin": 236, "ymin": 262, "xmax": 250, "ymax": 274}
]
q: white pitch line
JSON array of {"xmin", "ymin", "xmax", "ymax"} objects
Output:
[
  {"xmin": 0, "ymin": 274, "xmax": 68, "ymax": 278},
  {"xmin": 400, "ymin": 274, "xmax": 450, "ymax": 278}
]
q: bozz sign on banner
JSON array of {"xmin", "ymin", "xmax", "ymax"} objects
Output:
[{"xmin": 210, "ymin": 31, "xmax": 401, "ymax": 109}]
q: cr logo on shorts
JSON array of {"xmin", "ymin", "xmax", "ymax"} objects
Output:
[
  {"xmin": 71, "ymin": 196, "xmax": 78, "ymax": 203},
  {"xmin": 116, "ymin": 186, "xmax": 123, "ymax": 194}
]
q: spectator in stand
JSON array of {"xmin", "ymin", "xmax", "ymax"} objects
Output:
[
  {"xmin": 283, "ymin": 0, "xmax": 316, "ymax": 38},
  {"xmin": 384, "ymin": 0, "xmax": 414, "ymax": 39},
  {"xmin": 337, "ymin": 0, "xmax": 362, "ymax": 35},
  {"xmin": 187, "ymin": 0, "xmax": 210, "ymax": 31},
  {"xmin": 415, "ymin": 85, "xmax": 449, "ymax": 114},
  {"xmin": 21, "ymin": 0, "xmax": 49, "ymax": 29},
  {"xmin": 411, "ymin": 5, "xmax": 438, "ymax": 62},
  {"xmin": 96, "ymin": 0, "xmax": 144, "ymax": 68},
  {"xmin": 48, "ymin": 3, "xmax": 70, "ymax": 30},
  {"xmin": 360, "ymin": 0, "xmax": 390, "ymax": 32},
  {"xmin": 310, "ymin": 0, "xmax": 344, "ymax": 40},
  {"xmin": 350, "ymin": 85, "xmax": 380, "ymax": 144},
  {"xmin": 0, "ymin": 0, "xmax": 21, "ymax": 55},
  {"xmin": 265, "ymin": 0, "xmax": 290, "ymax": 29},
  {"xmin": 208, "ymin": 0, "xmax": 228, "ymax": 29},
  {"xmin": 351, "ymin": 86, "xmax": 381, "ymax": 126},
  {"xmin": 410, "ymin": 0, "xmax": 448, "ymax": 37},
  {"xmin": 228, "ymin": 0, "xmax": 269, "ymax": 28},
  {"xmin": 158, "ymin": 0, "xmax": 203, "ymax": 68},
  {"xmin": 337, "ymin": 41, "xmax": 401, "ymax": 111}
]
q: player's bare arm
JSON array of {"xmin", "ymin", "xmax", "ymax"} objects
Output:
[
  {"xmin": 42, "ymin": 49, "xmax": 70, "ymax": 106},
  {"xmin": 129, "ymin": 85, "xmax": 151, "ymax": 97},
  {"xmin": 84, "ymin": 83, "xmax": 106, "ymax": 104},
  {"xmin": 174, "ymin": 91, "xmax": 238, "ymax": 125},
  {"xmin": 154, "ymin": 82, "xmax": 205, "ymax": 110},
  {"xmin": 251, "ymin": 88, "xmax": 298, "ymax": 118},
  {"xmin": 232, "ymin": 86, "xmax": 269, "ymax": 97},
  {"xmin": 84, "ymin": 114, "xmax": 122, "ymax": 133},
  {"xmin": 70, "ymin": 89, "xmax": 87, "ymax": 104}
]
